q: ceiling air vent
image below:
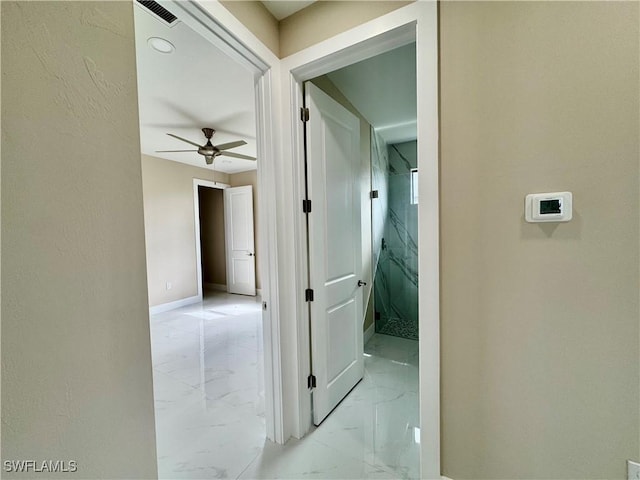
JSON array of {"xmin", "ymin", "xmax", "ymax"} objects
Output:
[{"xmin": 136, "ymin": 0, "xmax": 177, "ymax": 25}]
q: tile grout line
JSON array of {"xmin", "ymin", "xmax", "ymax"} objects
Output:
[{"xmin": 234, "ymin": 449, "xmax": 262, "ymax": 480}]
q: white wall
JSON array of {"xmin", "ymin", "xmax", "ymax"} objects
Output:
[{"xmin": 1, "ymin": 2, "xmax": 158, "ymax": 477}]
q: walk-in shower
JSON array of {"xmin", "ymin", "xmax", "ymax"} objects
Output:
[{"xmin": 372, "ymin": 134, "xmax": 418, "ymax": 340}]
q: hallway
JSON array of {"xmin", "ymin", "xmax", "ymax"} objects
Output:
[{"xmin": 150, "ymin": 292, "xmax": 419, "ymax": 479}]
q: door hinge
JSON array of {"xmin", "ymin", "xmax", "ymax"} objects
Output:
[
  {"xmin": 262, "ymin": 301, "xmax": 267, "ymax": 311},
  {"xmin": 302, "ymin": 199, "xmax": 312, "ymax": 213},
  {"xmin": 307, "ymin": 374, "xmax": 317, "ymax": 389},
  {"xmin": 301, "ymin": 107, "xmax": 310, "ymax": 122},
  {"xmin": 305, "ymin": 288, "xmax": 314, "ymax": 302},
  {"xmin": 370, "ymin": 190, "xmax": 379, "ymax": 199}
]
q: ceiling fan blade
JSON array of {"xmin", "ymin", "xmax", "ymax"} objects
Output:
[
  {"xmin": 155, "ymin": 149, "xmax": 198, "ymax": 153},
  {"xmin": 166, "ymin": 133, "xmax": 202, "ymax": 148},
  {"xmin": 220, "ymin": 151, "xmax": 256, "ymax": 161},
  {"xmin": 216, "ymin": 140, "xmax": 247, "ymax": 151}
]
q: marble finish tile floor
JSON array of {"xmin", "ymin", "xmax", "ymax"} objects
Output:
[{"xmin": 150, "ymin": 292, "xmax": 420, "ymax": 479}]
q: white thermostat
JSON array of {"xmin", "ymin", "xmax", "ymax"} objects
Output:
[{"xmin": 525, "ymin": 191, "xmax": 572, "ymax": 223}]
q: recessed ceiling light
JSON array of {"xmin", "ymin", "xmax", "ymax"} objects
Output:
[{"xmin": 148, "ymin": 37, "xmax": 175, "ymax": 54}]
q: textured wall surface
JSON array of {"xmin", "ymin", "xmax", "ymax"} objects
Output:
[
  {"xmin": 220, "ymin": 0, "xmax": 279, "ymax": 57},
  {"xmin": 1, "ymin": 2, "xmax": 158, "ymax": 477},
  {"xmin": 440, "ymin": 2, "xmax": 640, "ymax": 478}
]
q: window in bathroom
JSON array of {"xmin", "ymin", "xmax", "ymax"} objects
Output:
[{"xmin": 411, "ymin": 168, "xmax": 418, "ymax": 204}]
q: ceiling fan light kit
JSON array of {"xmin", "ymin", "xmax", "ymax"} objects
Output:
[{"xmin": 156, "ymin": 127, "xmax": 256, "ymax": 166}]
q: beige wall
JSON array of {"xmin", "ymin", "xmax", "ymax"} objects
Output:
[
  {"xmin": 1, "ymin": 2, "xmax": 158, "ymax": 477},
  {"xmin": 141, "ymin": 154, "xmax": 229, "ymax": 307},
  {"xmin": 199, "ymin": 186, "xmax": 227, "ymax": 287},
  {"xmin": 220, "ymin": 1, "xmax": 412, "ymax": 59},
  {"xmin": 310, "ymin": 76, "xmax": 373, "ymax": 331},
  {"xmin": 280, "ymin": 1, "xmax": 412, "ymax": 58},
  {"xmin": 230, "ymin": 169, "xmax": 262, "ymax": 290},
  {"xmin": 220, "ymin": 1, "xmax": 279, "ymax": 57},
  {"xmin": 440, "ymin": 2, "xmax": 640, "ymax": 478}
]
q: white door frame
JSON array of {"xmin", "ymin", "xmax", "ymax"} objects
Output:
[
  {"xmin": 193, "ymin": 178, "xmax": 228, "ymax": 301},
  {"xmin": 279, "ymin": 3, "xmax": 440, "ymax": 477},
  {"xmin": 168, "ymin": 0, "xmax": 285, "ymax": 444}
]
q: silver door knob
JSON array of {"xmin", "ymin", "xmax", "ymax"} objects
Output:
[{"xmin": 357, "ymin": 280, "xmax": 367, "ymax": 287}]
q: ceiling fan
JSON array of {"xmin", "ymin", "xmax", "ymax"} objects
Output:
[{"xmin": 156, "ymin": 128, "xmax": 256, "ymax": 165}]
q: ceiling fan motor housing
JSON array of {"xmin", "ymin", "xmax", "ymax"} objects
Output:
[{"xmin": 198, "ymin": 142, "xmax": 220, "ymax": 158}]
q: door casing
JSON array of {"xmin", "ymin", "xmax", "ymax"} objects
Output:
[
  {"xmin": 279, "ymin": 3, "xmax": 440, "ymax": 478},
  {"xmin": 193, "ymin": 178, "xmax": 229, "ymax": 302},
  {"xmin": 167, "ymin": 0, "xmax": 285, "ymax": 445}
]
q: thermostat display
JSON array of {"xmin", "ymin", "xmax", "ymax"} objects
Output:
[
  {"xmin": 525, "ymin": 192, "xmax": 572, "ymax": 223},
  {"xmin": 539, "ymin": 199, "xmax": 561, "ymax": 215}
]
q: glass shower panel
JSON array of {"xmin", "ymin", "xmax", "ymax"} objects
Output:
[
  {"xmin": 371, "ymin": 129, "xmax": 390, "ymax": 332},
  {"xmin": 372, "ymin": 138, "xmax": 418, "ymax": 340}
]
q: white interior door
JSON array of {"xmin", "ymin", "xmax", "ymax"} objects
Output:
[
  {"xmin": 305, "ymin": 82, "xmax": 364, "ymax": 425},
  {"xmin": 224, "ymin": 185, "xmax": 256, "ymax": 296}
]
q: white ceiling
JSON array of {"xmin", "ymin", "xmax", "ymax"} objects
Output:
[
  {"xmin": 134, "ymin": 4, "xmax": 257, "ymax": 174},
  {"xmin": 134, "ymin": 3, "xmax": 415, "ymax": 174},
  {"xmin": 261, "ymin": 1, "xmax": 316, "ymax": 20},
  {"xmin": 327, "ymin": 43, "xmax": 417, "ymax": 145}
]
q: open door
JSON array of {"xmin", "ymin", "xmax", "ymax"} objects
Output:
[
  {"xmin": 224, "ymin": 185, "xmax": 256, "ymax": 296},
  {"xmin": 305, "ymin": 82, "xmax": 364, "ymax": 425}
]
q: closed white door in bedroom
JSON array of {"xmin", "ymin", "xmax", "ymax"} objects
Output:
[{"xmin": 224, "ymin": 185, "xmax": 256, "ymax": 296}]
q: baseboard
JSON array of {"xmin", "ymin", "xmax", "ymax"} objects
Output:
[
  {"xmin": 149, "ymin": 294, "xmax": 201, "ymax": 315},
  {"xmin": 364, "ymin": 322, "xmax": 375, "ymax": 345},
  {"xmin": 204, "ymin": 283, "xmax": 227, "ymax": 292}
]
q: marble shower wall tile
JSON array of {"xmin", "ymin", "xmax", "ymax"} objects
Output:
[
  {"xmin": 388, "ymin": 142, "xmax": 417, "ymax": 174},
  {"xmin": 374, "ymin": 140, "xmax": 419, "ymax": 340}
]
